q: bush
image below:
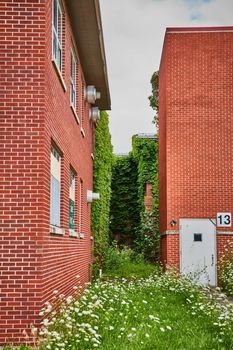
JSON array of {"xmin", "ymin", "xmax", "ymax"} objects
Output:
[
  {"xmin": 102, "ymin": 242, "xmax": 144, "ymax": 272},
  {"xmin": 219, "ymin": 241, "xmax": 233, "ymax": 296}
]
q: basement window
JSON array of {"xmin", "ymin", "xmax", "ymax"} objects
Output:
[{"xmin": 52, "ymin": 0, "xmax": 63, "ymax": 72}]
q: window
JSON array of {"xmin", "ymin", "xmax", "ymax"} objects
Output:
[
  {"xmin": 70, "ymin": 49, "xmax": 76, "ymax": 109},
  {"xmin": 50, "ymin": 145, "xmax": 61, "ymax": 227},
  {"xmin": 52, "ymin": 0, "xmax": 63, "ymax": 72},
  {"xmin": 69, "ymin": 170, "xmax": 75, "ymax": 230},
  {"xmin": 81, "ymin": 77, "xmax": 85, "ymax": 129},
  {"xmin": 79, "ymin": 179, "xmax": 83, "ymax": 234}
]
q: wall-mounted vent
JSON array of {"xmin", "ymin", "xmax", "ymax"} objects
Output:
[
  {"xmin": 89, "ymin": 107, "xmax": 100, "ymax": 123},
  {"xmin": 85, "ymin": 85, "xmax": 101, "ymax": 104},
  {"xmin": 87, "ymin": 190, "xmax": 100, "ymax": 203}
]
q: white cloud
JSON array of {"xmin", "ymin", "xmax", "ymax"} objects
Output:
[{"xmin": 100, "ymin": 0, "xmax": 233, "ymax": 153}]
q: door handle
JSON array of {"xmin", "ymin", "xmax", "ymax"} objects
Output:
[{"xmin": 211, "ymin": 254, "xmax": 214, "ymax": 266}]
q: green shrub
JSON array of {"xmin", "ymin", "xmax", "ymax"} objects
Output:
[
  {"xmin": 219, "ymin": 241, "xmax": 233, "ymax": 296},
  {"xmin": 102, "ymin": 243, "xmax": 143, "ymax": 272}
]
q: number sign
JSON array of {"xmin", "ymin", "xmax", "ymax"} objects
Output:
[{"xmin": 217, "ymin": 213, "xmax": 231, "ymax": 227}]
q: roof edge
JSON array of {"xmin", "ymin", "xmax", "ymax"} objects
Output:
[
  {"xmin": 166, "ymin": 26, "xmax": 233, "ymax": 33},
  {"xmin": 66, "ymin": 0, "xmax": 111, "ymax": 110}
]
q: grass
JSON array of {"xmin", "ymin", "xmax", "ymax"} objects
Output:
[
  {"xmin": 95, "ymin": 279, "xmax": 223, "ymax": 350},
  {"xmin": 5, "ymin": 261, "xmax": 233, "ymax": 350},
  {"xmin": 103, "ymin": 260, "xmax": 159, "ymax": 279}
]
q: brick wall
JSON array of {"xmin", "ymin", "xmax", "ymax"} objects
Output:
[
  {"xmin": 159, "ymin": 28, "xmax": 233, "ymax": 273},
  {"xmin": 160, "ymin": 234, "xmax": 179, "ymax": 270},
  {"xmin": 144, "ymin": 183, "xmax": 153, "ymax": 210},
  {"xmin": 0, "ymin": 0, "xmax": 95, "ymax": 344},
  {"xmin": 158, "ymin": 43, "xmax": 167, "ymax": 234}
]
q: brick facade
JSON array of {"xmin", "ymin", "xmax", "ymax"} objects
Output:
[
  {"xmin": 0, "ymin": 0, "xmax": 110, "ymax": 345},
  {"xmin": 159, "ymin": 27, "xmax": 233, "ymax": 274}
]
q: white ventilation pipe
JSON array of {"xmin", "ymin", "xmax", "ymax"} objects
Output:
[
  {"xmin": 87, "ymin": 190, "xmax": 100, "ymax": 203},
  {"xmin": 89, "ymin": 107, "xmax": 100, "ymax": 123},
  {"xmin": 85, "ymin": 85, "xmax": 101, "ymax": 104}
]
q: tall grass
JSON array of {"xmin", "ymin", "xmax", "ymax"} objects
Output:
[
  {"xmin": 101, "ymin": 243, "xmax": 159, "ymax": 278},
  {"xmin": 5, "ymin": 246, "xmax": 233, "ymax": 349},
  {"xmin": 219, "ymin": 240, "xmax": 233, "ymax": 296}
]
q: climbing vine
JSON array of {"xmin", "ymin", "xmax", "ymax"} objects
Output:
[
  {"xmin": 132, "ymin": 136, "xmax": 159, "ymax": 260},
  {"xmin": 91, "ymin": 111, "xmax": 114, "ymax": 261},
  {"xmin": 110, "ymin": 135, "xmax": 159, "ymax": 260},
  {"xmin": 132, "ymin": 135, "xmax": 158, "ymax": 213},
  {"xmin": 110, "ymin": 154, "xmax": 141, "ymax": 246}
]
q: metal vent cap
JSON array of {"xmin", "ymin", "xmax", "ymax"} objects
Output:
[
  {"xmin": 89, "ymin": 107, "xmax": 100, "ymax": 123},
  {"xmin": 85, "ymin": 85, "xmax": 101, "ymax": 104}
]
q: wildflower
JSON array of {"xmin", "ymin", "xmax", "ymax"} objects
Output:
[{"xmin": 43, "ymin": 319, "xmax": 49, "ymax": 327}]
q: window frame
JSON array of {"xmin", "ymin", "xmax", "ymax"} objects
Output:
[
  {"xmin": 79, "ymin": 179, "xmax": 84, "ymax": 238},
  {"xmin": 50, "ymin": 144, "xmax": 62, "ymax": 230},
  {"xmin": 52, "ymin": 0, "xmax": 63, "ymax": 73},
  {"xmin": 70, "ymin": 48, "xmax": 77, "ymax": 110},
  {"xmin": 69, "ymin": 169, "xmax": 76, "ymax": 233}
]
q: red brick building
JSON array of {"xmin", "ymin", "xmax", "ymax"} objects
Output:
[
  {"xmin": 0, "ymin": 0, "xmax": 110, "ymax": 344},
  {"xmin": 159, "ymin": 27, "xmax": 233, "ymax": 286}
]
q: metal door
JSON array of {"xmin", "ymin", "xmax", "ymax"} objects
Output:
[{"xmin": 180, "ymin": 219, "xmax": 216, "ymax": 286}]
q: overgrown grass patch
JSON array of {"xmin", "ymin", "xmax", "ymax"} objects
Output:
[
  {"xmin": 7, "ymin": 269, "xmax": 233, "ymax": 350},
  {"xmin": 101, "ymin": 244, "xmax": 159, "ymax": 279},
  {"xmin": 103, "ymin": 261, "xmax": 159, "ymax": 279},
  {"xmin": 5, "ymin": 245, "xmax": 233, "ymax": 349}
]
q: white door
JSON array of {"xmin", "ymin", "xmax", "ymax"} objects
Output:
[{"xmin": 180, "ymin": 219, "xmax": 216, "ymax": 286}]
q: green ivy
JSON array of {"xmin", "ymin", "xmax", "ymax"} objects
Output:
[
  {"xmin": 110, "ymin": 154, "xmax": 141, "ymax": 246},
  {"xmin": 132, "ymin": 136, "xmax": 159, "ymax": 260},
  {"xmin": 91, "ymin": 111, "xmax": 114, "ymax": 259},
  {"xmin": 110, "ymin": 136, "xmax": 159, "ymax": 260}
]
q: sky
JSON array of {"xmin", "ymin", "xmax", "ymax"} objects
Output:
[{"xmin": 99, "ymin": 0, "xmax": 233, "ymax": 153}]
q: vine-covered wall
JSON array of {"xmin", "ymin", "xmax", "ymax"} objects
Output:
[
  {"xmin": 110, "ymin": 135, "xmax": 159, "ymax": 260},
  {"xmin": 110, "ymin": 154, "xmax": 141, "ymax": 246},
  {"xmin": 91, "ymin": 111, "xmax": 114, "ymax": 259},
  {"xmin": 132, "ymin": 135, "xmax": 159, "ymax": 259}
]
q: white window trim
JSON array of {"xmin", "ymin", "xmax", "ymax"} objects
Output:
[
  {"xmin": 70, "ymin": 48, "xmax": 76, "ymax": 110},
  {"xmin": 79, "ymin": 179, "xmax": 84, "ymax": 237},
  {"xmin": 69, "ymin": 169, "xmax": 76, "ymax": 231},
  {"xmin": 50, "ymin": 225, "xmax": 64, "ymax": 235},
  {"xmin": 69, "ymin": 229, "xmax": 78, "ymax": 238},
  {"xmin": 50, "ymin": 145, "xmax": 62, "ymax": 230},
  {"xmin": 52, "ymin": 0, "xmax": 63, "ymax": 73}
]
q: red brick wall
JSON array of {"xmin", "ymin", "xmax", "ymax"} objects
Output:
[
  {"xmin": 160, "ymin": 234, "xmax": 180, "ymax": 270},
  {"xmin": 159, "ymin": 29, "xmax": 233, "ymax": 270},
  {"xmin": 0, "ymin": 0, "xmax": 46, "ymax": 344},
  {"xmin": 158, "ymin": 42, "xmax": 167, "ymax": 234},
  {"xmin": 0, "ymin": 0, "xmax": 95, "ymax": 345},
  {"xmin": 144, "ymin": 183, "xmax": 153, "ymax": 210}
]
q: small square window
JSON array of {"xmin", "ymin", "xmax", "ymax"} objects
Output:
[{"xmin": 194, "ymin": 233, "xmax": 202, "ymax": 242}]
